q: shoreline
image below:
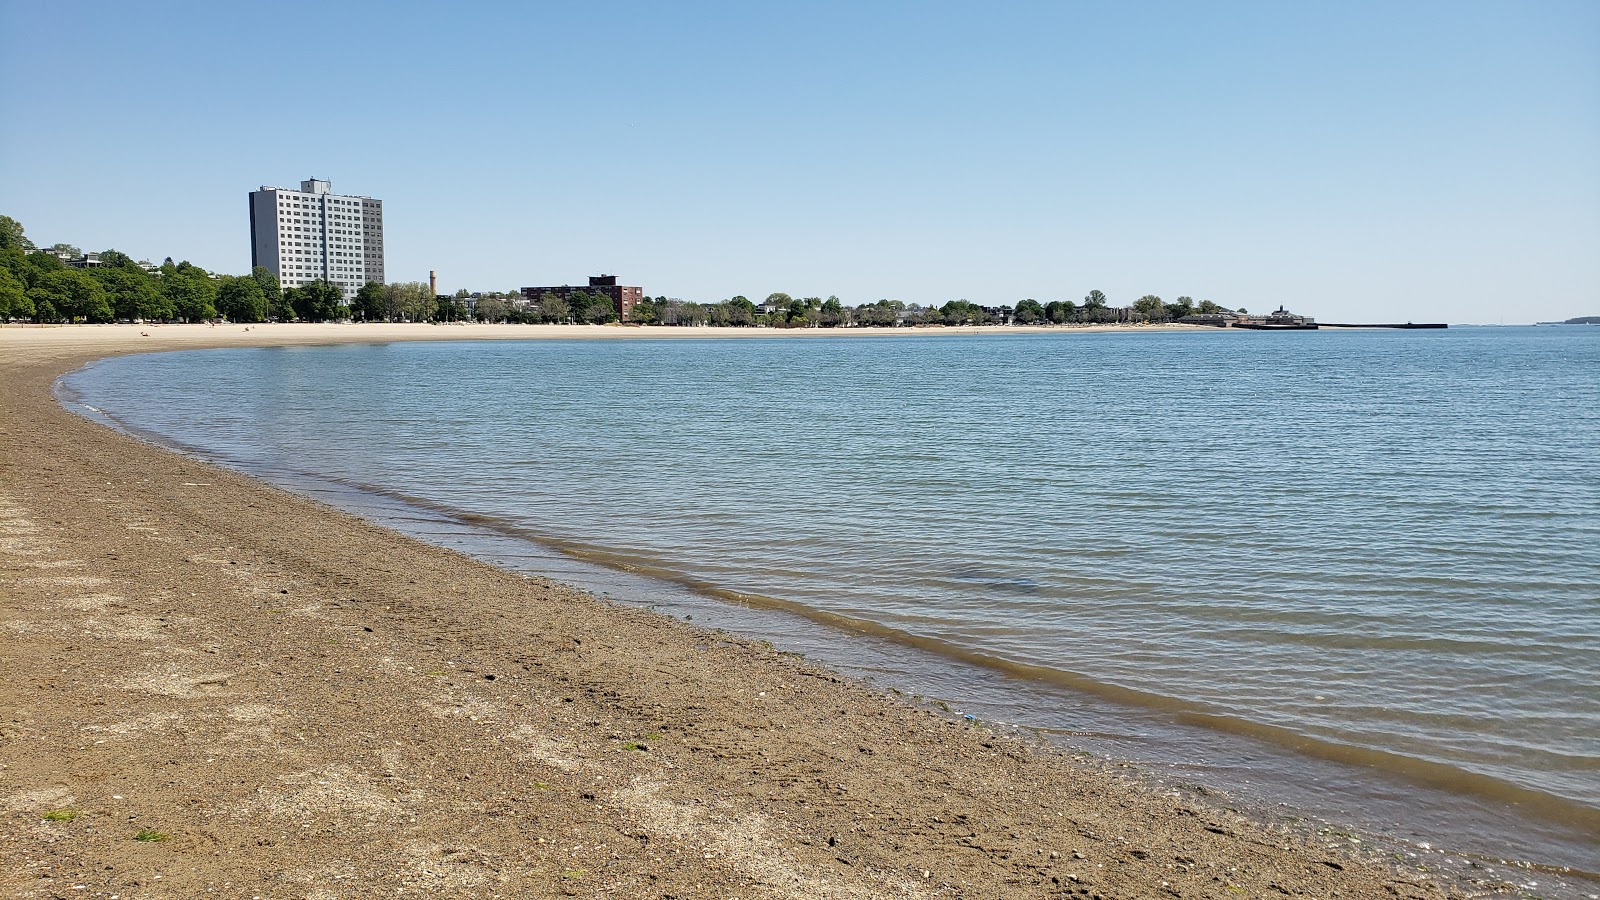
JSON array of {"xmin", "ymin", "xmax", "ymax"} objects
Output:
[
  {"xmin": 0, "ymin": 319, "xmax": 1223, "ymax": 347},
  {"xmin": 42, "ymin": 389, "xmax": 1600, "ymax": 875},
  {"xmin": 0, "ymin": 324, "xmax": 1534, "ymax": 897}
]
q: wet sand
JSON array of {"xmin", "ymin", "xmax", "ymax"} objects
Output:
[{"xmin": 2, "ymin": 324, "xmax": 1475, "ymax": 898}]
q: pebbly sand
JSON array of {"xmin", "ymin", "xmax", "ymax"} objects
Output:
[{"xmin": 1, "ymin": 323, "xmax": 1474, "ymax": 898}]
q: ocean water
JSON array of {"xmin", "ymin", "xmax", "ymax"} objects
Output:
[{"xmin": 61, "ymin": 327, "xmax": 1600, "ymax": 874}]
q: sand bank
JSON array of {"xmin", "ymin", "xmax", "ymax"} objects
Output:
[{"xmin": 2, "ymin": 324, "xmax": 1471, "ymax": 898}]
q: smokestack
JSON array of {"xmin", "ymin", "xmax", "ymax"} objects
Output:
[{"xmin": 429, "ymin": 271, "xmax": 437, "ymax": 295}]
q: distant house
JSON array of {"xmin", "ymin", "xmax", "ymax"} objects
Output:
[
  {"xmin": 521, "ymin": 274, "xmax": 645, "ymax": 322},
  {"xmin": 1258, "ymin": 306, "xmax": 1315, "ymax": 326},
  {"xmin": 38, "ymin": 248, "xmax": 162, "ymax": 275},
  {"xmin": 1230, "ymin": 306, "xmax": 1318, "ymax": 330}
]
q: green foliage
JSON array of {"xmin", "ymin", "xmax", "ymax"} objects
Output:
[
  {"xmin": 1133, "ymin": 294, "xmax": 1165, "ymax": 321},
  {"xmin": 1014, "ymin": 298, "xmax": 1046, "ymax": 324},
  {"xmin": 726, "ymin": 295, "xmax": 756, "ymax": 326},
  {"xmin": 133, "ymin": 828, "xmax": 169, "ymax": 842},
  {"xmin": 98, "ymin": 249, "xmax": 137, "ymax": 269},
  {"xmin": 1083, "ymin": 289, "xmax": 1108, "ymax": 309},
  {"xmin": 43, "ymin": 809, "xmax": 80, "ymax": 822},
  {"xmin": 249, "ymin": 266, "xmax": 287, "ymax": 320},
  {"xmin": 33, "ymin": 269, "xmax": 112, "ymax": 322},
  {"xmin": 216, "ymin": 275, "xmax": 268, "ymax": 322},
  {"xmin": 161, "ymin": 262, "xmax": 218, "ymax": 322},
  {"xmin": 385, "ymin": 282, "xmax": 434, "ymax": 322},
  {"xmin": 853, "ymin": 298, "xmax": 902, "ymax": 327},
  {"xmin": 939, "ymin": 299, "xmax": 988, "ymax": 325},
  {"xmin": 1044, "ymin": 300, "xmax": 1076, "ymax": 323},
  {"xmin": 0, "ymin": 264, "xmax": 29, "ymax": 320},
  {"xmin": 472, "ymin": 296, "xmax": 512, "ymax": 322},
  {"xmin": 26, "ymin": 250, "xmax": 64, "ymax": 273},
  {"xmin": 289, "ymin": 279, "xmax": 344, "ymax": 322},
  {"xmin": 0, "ymin": 214, "xmax": 32, "ymax": 251},
  {"xmin": 538, "ymin": 291, "xmax": 569, "ymax": 323},
  {"xmin": 1165, "ymin": 296, "xmax": 1195, "ymax": 320},
  {"xmin": 435, "ymin": 294, "xmax": 467, "ymax": 322},
  {"xmin": 819, "ymin": 295, "xmax": 846, "ymax": 327},
  {"xmin": 95, "ymin": 266, "xmax": 171, "ymax": 321},
  {"xmin": 630, "ymin": 295, "xmax": 657, "ymax": 324},
  {"xmin": 350, "ymin": 281, "xmax": 387, "ymax": 321},
  {"xmin": 572, "ymin": 290, "xmax": 616, "ymax": 324}
]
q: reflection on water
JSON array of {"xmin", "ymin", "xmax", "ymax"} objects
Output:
[{"xmin": 60, "ymin": 327, "xmax": 1600, "ymax": 876}]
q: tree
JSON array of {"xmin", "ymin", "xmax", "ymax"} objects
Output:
[
  {"xmin": 96, "ymin": 266, "xmax": 170, "ymax": 321},
  {"xmin": 216, "ymin": 276, "xmax": 268, "ymax": 322},
  {"xmin": 350, "ymin": 281, "xmax": 387, "ymax": 321},
  {"xmin": 820, "ymin": 296, "xmax": 846, "ymax": 327},
  {"xmin": 726, "ymin": 295, "xmax": 756, "ymax": 326},
  {"xmin": 0, "ymin": 215, "xmax": 32, "ymax": 251},
  {"xmin": 1083, "ymin": 290, "xmax": 1108, "ymax": 310},
  {"xmin": 49, "ymin": 243, "xmax": 83, "ymax": 258},
  {"xmin": 1133, "ymin": 295, "xmax": 1165, "ymax": 322},
  {"xmin": 162, "ymin": 262, "xmax": 218, "ymax": 321},
  {"xmin": 631, "ymin": 295, "xmax": 657, "ymax": 324},
  {"xmin": 98, "ymin": 249, "xmax": 136, "ymax": 269},
  {"xmin": 1197, "ymin": 299, "xmax": 1222, "ymax": 314},
  {"xmin": 538, "ymin": 291, "xmax": 569, "ymax": 324},
  {"xmin": 474, "ymin": 296, "xmax": 510, "ymax": 322},
  {"xmin": 1044, "ymin": 300, "xmax": 1076, "ymax": 324},
  {"xmin": 0, "ymin": 265, "xmax": 30, "ymax": 320},
  {"xmin": 292, "ymin": 279, "xmax": 345, "ymax": 322},
  {"xmin": 1165, "ymin": 296, "xmax": 1195, "ymax": 321},
  {"xmin": 250, "ymin": 266, "xmax": 287, "ymax": 320},
  {"xmin": 384, "ymin": 282, "xmax": 434, "ymax": 322},
  {"xmin": 574, "ymin": 290, "xmax": 617, "ymax": 324},
  {"xmin": 281, "ymin": 285, "xmax": 302, "ymax": 322},
  {"xmin": 436, "ymin": 293, "xmax": 467, "ymax": 322},
  {"xmin": 33, "ymin": 269, "xmax": 111, "ymax": 322},
  {"xmin": 854, "ymin": 298, "xmax": 903, "ymax": 327},
  {"xmin": 1014, "ymin": 298, "xmax": 1046, "ymax": 324},
  {"xmin": 26, "ymin": 250, "xmax": 65, "ymax": 273},
  {"xmin": 940, "ymin": 299, "xmax": 982, "ymax": 325},
  {"xmin": 784, "ymin": 296, "xmax": 823, "ymax": 327}
]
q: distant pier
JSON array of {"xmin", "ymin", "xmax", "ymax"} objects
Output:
[
  {"xmin": 1180, "ymin": 306, "xmax": 1448, "ymax": 330},
  {"xmin": 1320, "ymin": 323, "xmax": 1448, "ymax": 329}
]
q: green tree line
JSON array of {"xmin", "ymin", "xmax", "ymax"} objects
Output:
[
  {"xmin": 0, "ymin": 213, "xmax": 353, "ymax": 323},
  {"xmin": 4, "ymin": 212, "xmax": 1241, "ymax": 327}
]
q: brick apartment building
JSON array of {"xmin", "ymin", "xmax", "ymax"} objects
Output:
[{"xmin": 521, "ymin": 275, "xmax": 644, "ymax": 322}]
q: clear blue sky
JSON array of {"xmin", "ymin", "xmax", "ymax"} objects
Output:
[{"xmin": 2, "ymin": 1, "xmax": 1596, "ymax": 323}]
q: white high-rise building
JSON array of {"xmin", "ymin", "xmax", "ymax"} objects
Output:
[{"xmin": 249, "ymin": 178, "xmax": 384, "ymax": 301}]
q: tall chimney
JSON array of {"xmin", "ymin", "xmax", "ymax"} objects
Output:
[{"xmin": 429, "ymin": 271, "xmax": 436, "ymax": 295}]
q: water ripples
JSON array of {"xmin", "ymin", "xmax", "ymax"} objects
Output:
[{"xmin": 63, "ymin": 328, "xmax": 1600, "ymax": 821}]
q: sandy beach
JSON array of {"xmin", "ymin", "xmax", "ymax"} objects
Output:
[{"xmin": 2, "ymin": 323, "xmax": 1471, "ymax": 898}]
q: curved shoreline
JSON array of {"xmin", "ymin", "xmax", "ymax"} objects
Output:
[{"xmin": 0, "ymin": 323, "xmax": 1543, "ymax": 897}]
